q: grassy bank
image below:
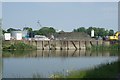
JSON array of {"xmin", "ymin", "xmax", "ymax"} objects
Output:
[
  {"xmin": 91, "ymin": 44, "xmax": 120, "ymax": 51},
  {"xmin": 51, "ymin": 60, "xmax": 119, "ymax": 79},
  {"xmin": 67, "ymin": 61, "xmax": 119, "ymax": 78},
  {"xmin": 2, "ymin": 42, "xmax": 37, "ymax": 50}
]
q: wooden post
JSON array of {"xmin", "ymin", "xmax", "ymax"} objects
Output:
[
  {"xmin": 42, "ymin": 41, "xmax": 44, "ymax": 50},
  {"xmin": 60, "ymin": 40, "xmax": 63, "ymax": 50},
  {"xmin": 71, "ymin": 41, "xmax": 77, "ymax": 50},
  {"xmin": 85, "ymin": 41, "xmax": 87, "ymax": 50},
  {"xmin": 48, "ymin": 41, "xmax": 50, "ymax": 50},
  {"xmin": 79, "ymin": 41, "xmax": 81, "ymax": 50},
  {"xmin": 67, "ymin": 41, "xmax": 69, "ymax": 50}
]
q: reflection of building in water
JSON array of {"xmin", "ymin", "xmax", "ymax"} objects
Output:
[{"xmin": 3, "ymin": 50, "xmax": 117, "ymax": 58}]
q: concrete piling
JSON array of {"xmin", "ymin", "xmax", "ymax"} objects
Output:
[
  {"xmin": 3, "ymin": 40, "xmax": 110, "ymax": 50},
  {"xmin": 31, "ymin": 40, "xmax": 110, "ymax": 50}
]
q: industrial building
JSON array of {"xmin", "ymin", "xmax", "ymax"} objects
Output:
[{"xmin": 4, "ymin": 30, "xmax": 28, "ymax": 40}]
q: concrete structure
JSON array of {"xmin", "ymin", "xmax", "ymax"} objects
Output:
[
  {"xmin": 3, "ymin": 39, "xmax": 111, "ymax": 50},
  {"xmin": 16, "ymin": 33, "xmax": 22, "ymax": 40},
  {"xmin": 4, "ymin": 33, "xmax": 11, "ymax": 40},
  {"xmin": 24, "ymin": 40, "xmax": 109, "ymax": 50},
  {"xmin": 11, "ymin": 31, "xmax": 22, "ymax": 40},
  {"xmin": 11, "ymin": 30, "xmax": 28, "ymax": 40},
  {"xmin": 91, "ymin": 29, "xmax": 94, "ymax": 37}
]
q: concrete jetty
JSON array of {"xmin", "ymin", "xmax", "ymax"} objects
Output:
[{"xmin": 25, "ymin": 40, "xmax": 110, "ymax": 50}]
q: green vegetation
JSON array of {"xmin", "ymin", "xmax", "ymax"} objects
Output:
[
  {"xmin": 73, "ymin": 27, "xmax": 114, "ymax": 38},
  {"xmin": 3, "ymin": 27, "xmax": 56, "ymax": 37},
  {"xmin": 67, "ymin": 61, "xmax": 119, "ymax": 78},
  {"xmin": 3, "ymin": 26, "xmax": 115, "ymax": 38},
  {"xmin": 23, "ymin": 27, "xmax": 32, "ymax": 32},
  {"xmin": 34, "ymin": 27, "xmax": 56, "ymax": 36},
  {"xmin": 3, "ymin": 42, "xmax": 36, "ymax": 50},
  {"xmin": 52, "ymin": 61, "xmax": 119, "ymax": 78},
  {"xmin": 91, "ymin": 44, "xmax": 120, "ymax": 51}
]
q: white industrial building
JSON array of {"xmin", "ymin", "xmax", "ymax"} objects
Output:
[
  {"xmin": 11, "ymin": 30, "xmax": 28, "ymax": 40},
  {"xmin": 4, "ymin": 33, "xmax": 11, "ymax": 40},
  {"xmin": 4, "ymin": 30, "xmax": 28, "ymax": 40},
  {"xmin": 11, "ymin": 31, "xmax": 22, "ymax": 40}
]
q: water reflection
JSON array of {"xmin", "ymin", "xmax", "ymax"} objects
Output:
[
  {"xmin": 3, "ymin": 50, "xmax": 119, "ymax": 58},
  {"xmin": 3, "ymin": 50, "xmax": 119, "ymax": 78}
]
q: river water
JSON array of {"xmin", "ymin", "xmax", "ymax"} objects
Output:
[{"xmin": 2, "ymin": 50, "xmax": 119, "ymax": 78}]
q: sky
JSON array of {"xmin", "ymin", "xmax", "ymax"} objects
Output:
[
  {"xmin": 1, "ymin": 0, "xmax": 120, "ymax": 2},
  {"xmin": 2, "ymin": 2, "xmax": 118, "ymax": 32}
]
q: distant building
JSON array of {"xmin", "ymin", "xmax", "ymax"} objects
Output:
[
  {"xmin": 54, "ymin": 32, "xmax": 93, "ymax": 40},
  {"xmin": 34, "ymin": 35, "xmax": 50, "ymax": 41},
  {"xmin": 11, "ymin": 30, "xmax": 28, "ymax": 40},
  {"xmin": 4, "ymin": 33, "xmax": 11, "ymax": 40},
  {"xmin": 22, "ymin": 30, "xmax": 28, "ymax": 39},
  {"xmin": 91, "ymin": 29, "xmax": 94, "ymax": 37}
]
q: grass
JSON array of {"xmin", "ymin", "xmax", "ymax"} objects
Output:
[
  {"xmin": 91, "ymin": 44, "xmax": 120, "ymax": 51},
  {"xmin": 2, "ymin": 42, "xmax": 37, "ymax": 50},
  {"xmin": 64, "ymin": 60, "xmax": 120, "ymax": 78},
  {"xmin": 50, "ymin": 61, "xmax": 119, "ymax": 78}
]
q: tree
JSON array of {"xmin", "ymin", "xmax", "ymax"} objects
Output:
[
  {"xmin": 2, "ymin": 29, "xmax": 6, "ymax": 34},
  {"xmin": 49, "ymin": 27, "xmax": 56, "ymax": 33},
  {"xmin": 73, "ymin": 27, "xmax": 114, "ymax": 38},
  {"xmin": 7, "ymin": 28, "xmax": 17, "ymax": 33},
  {"xmin": 33, "ymin": 27, "xmax": 56, "ymax": 36},
  {"xmin": 104, "ymin": 30, "xmax": 109, "ymax": 36},
  {"xmin": 23, "ymin": 27, "xmax": 32, "ymax": 32},
  {"xmin": 73, "ymin": 29, "xmax": 77, "ymax": 32},
  {"xmin": 97, "ymin": 28, "xmax": 106, "ymax": 37},
  {"xmin": 108, "ymin": 29, "xmax": 114, "ymax": 36},
  {"xmin": 33, "ymin": 30, "xmax": 40, "ymax": 35},
  {"xmin": 86, "ymin": 27, "xmax": 93, "ymax": 36},
  {"xmin": 73, "ymin": 27, "xmax": 86, "ymax": 33}
]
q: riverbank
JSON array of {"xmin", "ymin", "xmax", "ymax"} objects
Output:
[
  {"xmin": 52, "ymin": 60, "xmax": 119, "ymax": 79},
  {"xmin": 2, "ymin": 41, "xmax": 37, "ymax": 50},
  {"xmin": 2, "ymin": 40, "xmax": 120, "ymax": 51},
  {"xmin": 2, "ymin": 40, "xmax": 111, "ymax": 50},
  {"xmin": 90, "ymin": 44, "xmax": 120, "ymax": 51}
]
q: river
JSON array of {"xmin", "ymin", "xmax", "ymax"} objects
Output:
[{"xmin": 2, "ymin": 50, "xmax": 119, "ymax": 78}]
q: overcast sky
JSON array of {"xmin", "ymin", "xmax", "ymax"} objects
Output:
[{"xmin": 2, "ymin": 2, "xmax": 118, "ymax": 32}]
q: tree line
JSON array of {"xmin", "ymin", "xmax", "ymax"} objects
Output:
[
  {"xmin": 2, "ymin": 27, "xmax": 56, "ymax": 37},
  {"xmin": 2, "ymin": 26, "xmax": 115, "ymax": 38},
  {"xmin": 73, "ymin": 27, "xmax": 114, "ymax": 38}
]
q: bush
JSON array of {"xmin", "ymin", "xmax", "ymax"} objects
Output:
[{"xmin": 3, "ymin": 42, "xmax": 36, "ymax": 50}]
